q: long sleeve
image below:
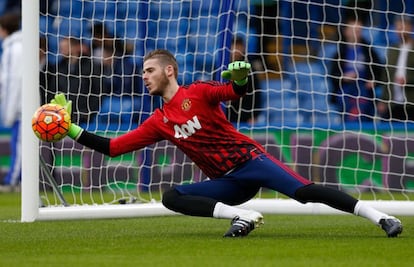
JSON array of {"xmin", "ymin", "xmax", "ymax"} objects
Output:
[{"xmin": 0, "ymin": 31, "xmax": 23, "ymax": 127}]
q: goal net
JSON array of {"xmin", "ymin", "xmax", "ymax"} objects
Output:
[{"xmin": 21, "ymin": 0, "xmax": 414, "ymax": 221}]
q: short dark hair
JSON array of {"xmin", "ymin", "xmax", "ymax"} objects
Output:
[
  {"xmin": 0, "ymin": 11, "xmax": 21, "ymax": 35},
  {"xmin": 144, "ymin": 49, "xmax": 178, "ymax": 78},
  {"xmin": 232, "ymin": 36, "xmax": 245, "ymax": 46},
  {"xmin": 394, "ymin": 14, "xmax": 413, "ymax": 25},
  {"xmin": 39, "ymin": 35, "xmax": 47, "ymax": 51}
]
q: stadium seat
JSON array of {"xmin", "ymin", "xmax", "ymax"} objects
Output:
[
  {"xmin": 261, "ymin": 79, "xmax": 283, "ymax": 124},
  {"xmin": 51, "ymin": 0, "xmax": 85, "ymax": 18},
  {"xmin": 175, "ymin": 54, "xmax": 196, "ymax": 84},
  {"xmin": 148, "ymin": 0, "xmax": 190, "ymax": 20},
  {"xmin": 43, "ymin": 33, "xmax": 60, "ymax": 65},
  {"xmin": 95, "ymin": 96, "xmax": 143, "ymax": 130},
  {"xmin": 317, "ymin": 42, "xmax": 338, "ymax": 71},
  {"xmin": 52, "ymin": 17, "xmax": 90, "ymax": 38},
  {"xmin": 186, "ymin": 17, "xmax": 219, "ymax": 74},
  {"xmin": 361, "ymin": 27, "xmax": 388, "ymax": 63},
  {"xmin": 189, "ymin": 52, "xmax": 214, "ymax": 76},
  {"xmin": 155, "ymin": 19, "xmax": 189, "ymax": 39},
  {"xmin": 0, "ymin": 1, "xmax": 7, "ymax": 17},
  {"xmin": 262, "ymin": 79, "xmax": 300, "ymax": 125},
  {"xmin": 88, "ymin": 0, "xmax": 117, "ymax": 21},
  {"xmin": 120, "ymin": 19, "xmax": 143, "ymax": 39},
  {"xmin": 287, "ymin": 61, "xmax": 331, "ymax": 124},
  {"xmin": 39, "ymin": 15, "xmax": 53, "ymax": 34}
]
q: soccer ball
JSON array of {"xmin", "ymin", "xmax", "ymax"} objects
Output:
[{"xmin": 32, "ymin": 103, "xmax": 71, "ymax": 142}]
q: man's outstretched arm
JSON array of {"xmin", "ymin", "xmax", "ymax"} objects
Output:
[{"xmin": 51, "ymin": 93, "xmax": 111, "ymax": 155}]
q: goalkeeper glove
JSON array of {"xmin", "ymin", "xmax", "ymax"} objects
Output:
[
  {"xmin": 51, "ymin": 93, "xmax": 83, "ymax": 140},
  {"xmin": 221, "ymin": 61, "xmax": 251, "ymax": 86}
]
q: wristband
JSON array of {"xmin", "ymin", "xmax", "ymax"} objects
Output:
[
  {"xmin": 234, "ymin": 77, "xmax": 248, "ymax": 86},
  {"xmin": 67, "ymin": 123, "xmax": 83, "ymax": 140}
]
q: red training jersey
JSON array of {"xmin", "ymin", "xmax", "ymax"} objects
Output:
[{"xmin": 109, "ymin": 81, "xmax": 265, "ymax": 178}]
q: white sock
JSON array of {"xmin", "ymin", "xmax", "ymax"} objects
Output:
[
  {"xmin": 353, "ymin": 201, "xmax": 388, "ymax": 225},
  {"xmin": 213, "ymin": 202, "xmax": 249, "ymax": 219}
]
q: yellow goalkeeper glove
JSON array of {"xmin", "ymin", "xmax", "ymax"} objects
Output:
[
  {"xmin": 221, "ymin": 61, "xmax": 251, "ymax": 86},
  {"xmin": 51, "ymin": 93, "xmax": 83, "ymax": 139}
]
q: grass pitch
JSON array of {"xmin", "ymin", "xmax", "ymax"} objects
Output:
[{"xmin": 0, "ymin": 192, "xmax": 413, "ymax": 267}]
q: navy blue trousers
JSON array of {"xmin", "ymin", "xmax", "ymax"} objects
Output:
[{"xmin": 175, "ymin": 153, "xmax": 312, "ymax": 205}]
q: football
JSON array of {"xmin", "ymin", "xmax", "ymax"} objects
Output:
[{"xmin": 32, "ymin": 103, "xmax": 71, "ymax": 142}]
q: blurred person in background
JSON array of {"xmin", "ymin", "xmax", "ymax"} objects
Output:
[
  {"xmin": 378, "ymin": 15, "xmax": 414, "ymax": 121},
  {"xmin": 329, "ymin": 16, "xmax": 384, "ymax": 123},
  {"xmin": 90, "ymin": 22, "xmax": 134, "ymax": 64},
  {"xmin": 225, "ymin": 36, "xmax": 262, "ymax": 124},
  {"xmin": 0, "ymin": 11, "xmax": 22, "ymax": 191},
  {"xmin": 39, "ymin": 35, "xmax": 50, "ymax": 105},
  {"xmin": 100, "ymin": 40, "xmax": 154, "ymax": 124},
  {"xmin": 45, "ymin": 36, "xmax": 106, "ymax": 125}
]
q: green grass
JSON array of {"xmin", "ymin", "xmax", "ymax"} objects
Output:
[{"xmin": 0, "ymin": 192, "xmax": 413, "ymax": 267}]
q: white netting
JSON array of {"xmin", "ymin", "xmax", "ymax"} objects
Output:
[{"xmin": 32, "ymin": 0, "xmax": 414, "ymax": 213}]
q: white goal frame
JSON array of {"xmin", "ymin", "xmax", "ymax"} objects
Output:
[{"xmin": 21, "ymin": 0, "xmax": 414, "ymax": 222}]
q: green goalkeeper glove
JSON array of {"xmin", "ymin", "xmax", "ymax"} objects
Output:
[
  {"xmin": 51, "ymin": 93, "xmax": 83, "ymax": 140},
  {"xmin": 221, "ymin": 61, "xmax": 251, "ymax": 86}
]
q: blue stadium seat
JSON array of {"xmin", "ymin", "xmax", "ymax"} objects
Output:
[
  {"xmin": 191, "ymin": 0, "xmax": 221, "ymax": 16},
  {"xmin": 121, "ymin": 19, "xmax": 141, "ymax": 39},
  {"xmin": 289, "ymin": 62, "xmax": 332, "ymax": 124},
  {"xmin": 88, "ymin": 0, "xmax": 117, "ymax": 21},
  {"xmin": 190, "ymin": 35, "xmax": 218, "ymax": 55},
  {"xmin": 262, "ymin": 79, "xmax": 300, "ymax": 125},
  {"xmin": 176, "ymin": 54, "xmax": 195, "ymax": 84},
  {"xmin": 154, "ymin": 37, "xmax": 188, "ymax": 53},
  {"xmin": 51, "ymin": 0, "xmax": 85, "ymax": 18},
  {"xmin": 52, "ymin": 17, "xmax": 90, "ymax": 38},
  {"xmin": 96, "ymin": 96, "xmax": 142, "ymax": 130},
  {"xmin": 187, "ymin": 17, "xmax": 220, "ymax": 62},
  {"xmin": 189, "ymin": 17, "xmax": 219, "ymax": 35},
  {"xmin": 118, "ymin": 1, "xmax": 140, "ymax": 19},
  {"xmin": 147, "ymin": 0, "xmax": 190, "ymax": 20},
  {"xmin": 156, "ymin": 19, "xmax": 189, "ymax": 38},
  {"xmin": 39, "ymin": 15, "xmax": 54, "ymax": 35},
  {"xmin": 0, "ymin": 1, "xmax": 7, "ymax": 17},
  {"xmin": 318, "ymin": 42, "xmax": 338, "ymax": 71}
]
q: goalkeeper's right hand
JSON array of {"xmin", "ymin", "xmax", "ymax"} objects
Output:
[{"xmin": 51, "ymin": 93, "xmax": 83, "ymax": 140}]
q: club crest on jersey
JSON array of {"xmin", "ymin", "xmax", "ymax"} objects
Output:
[{"xmin": 181, "ymin": 98, "xmax": 192, "ymax": 111}]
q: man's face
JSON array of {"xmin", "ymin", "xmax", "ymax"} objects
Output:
[
  {"xmin": 231, "ymin": 43, "xmax": 245, "ymax": 61},
  {"xmin": 143, "ymin": 58, "xmax": 170, "ymax": 96},
  {"xmin": 0, "ymin": 27, "xmax": 8, "ymax": 40},
  {"xmin": 395, "ymin": 19, "xmax": 413, "ymax": 41},
  {"xmin": 59, "ymin": 38, "xmax": 70, "ymax": 57},
  {"xmin": 344, "ymin": 21, "xmax": 362, "ymax": 44},
  {"xmin": 59, "ymin": 38, "xmax": 81, "ymax": 57}
]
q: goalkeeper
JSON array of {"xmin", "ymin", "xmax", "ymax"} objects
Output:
[{"xmin": 52, "ymin": 49, "xmax": 402, "ymax": 238}]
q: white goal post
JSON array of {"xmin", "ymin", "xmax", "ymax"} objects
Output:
[
  {"xmin": 21, "ymin": 0, "xmax": 40, "ymax": 222},
  {"xmin": 21, "ymin": 0, "xmax": 414, "ymax": 222}
]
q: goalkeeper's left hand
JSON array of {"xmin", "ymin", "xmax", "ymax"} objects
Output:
[
  {"xmin": 50, "ymin": 93, "xmax": 83, "ymax": 140},
  {"xmin": 51, "ymin": 93, "xmax": 72, "ymax": 115},
  {"xmin": 221, "ymin": 61, "xmax": 251, "ymax": 86}
]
